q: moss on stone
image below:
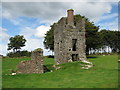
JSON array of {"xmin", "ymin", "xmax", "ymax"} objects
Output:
[
  {"xmin": 67, "ymin": 9, "xmax": 74, "ymax": 11},
  {"xmin": 33, "ymin": 48, "xmax": 43, "ymax": 52}
]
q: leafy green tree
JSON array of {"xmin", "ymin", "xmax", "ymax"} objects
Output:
[
  {"xmin": 43, "ymin": 24, "xmax": 55, "ymax": 52},
  {"xmin": 85, "ymin": 19, "xmax": 100, "ymax": 54},
  {"xmin": 115, "ymin": 31, "xmax": 120, "ymax": 53},
  {"xmin": 7, "ymin": 35, "xmax": 26, "ymax": 52},
  {"xmin": 98, "ymin": 30, "xmax": 120, "ymax": 53},
  {"xmin": 109, "ymin": 31, "xmax": 120, "ymax": 53}
]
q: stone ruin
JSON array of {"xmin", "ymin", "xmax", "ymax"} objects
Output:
[
  {"xmin": 54, "ymin": 9, "xmax": 87, "ymax": 64},
  {"xmin": 17, "ymin": 48, "xmax": 44, "ymax": 74},
  {"xmin": 16, "ymin": 9, "xmax": 91, "ymax": 74}
]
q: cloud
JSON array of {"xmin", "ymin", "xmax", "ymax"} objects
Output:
[
  {"xmin": 2, "ymin": 9, "xmax": 13, "ymax": 19},
  {"xmin": 0, "ymin": 27, "xmax": 10, "ymax": 55},
  {"xmin": 0, "ymin": 27, "xmax": 10, "ymax": 43},
  {"xmin": 2, "ymin": 0, "xmax": 119, "ymax": 2},
  {"xmin": 19, "ymin": 27, "xmax": 43, "ymax": 50},
  {"xmin": 20, "ymin": 27, "xmax": 35, "ymax": 38},
  {"xmin": 21, "ymin": 36, "xmax": 52, "ymax": 56},
  {"xmin": 70, "ymin": 2, "xmax": 112, "ymax": 22},
  {"xmin": 2, "ymin": 2, "xmax": 113, "ymax": 23},
  {"xmin": 19, "ymin": 25, "xmax": 52, "ymax": 56},
  {"xmin": 35, "ymin": 25, "xmax": 50, "ymax": 37},
  {"xmin": 22, "ymin": 38, "xmax": 44, "ymax": 51},
  {"xmin": 20, "ymin": 25, "xmax": 50, "ymax": 38},
  {"xmin": 0, "ymin": 44, "xmax": 8, "ymax": 56}
]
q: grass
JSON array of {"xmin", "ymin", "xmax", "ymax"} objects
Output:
[{"xmin": 2, "ymin": 55, "xmax": 118, "ymax": 88}]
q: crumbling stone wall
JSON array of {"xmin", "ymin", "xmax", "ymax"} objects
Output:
[
  {"xmin": 54, "ymin": 9, "xmax": 87, "ymax": 64},
  {"xmin": 17, "ymin": 48, "xmax": 44, "ymax": 74}
]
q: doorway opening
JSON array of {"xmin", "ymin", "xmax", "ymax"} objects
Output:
[{"xmin": 72, "ymin": 54, "xmax": 78, "ymax": 61}]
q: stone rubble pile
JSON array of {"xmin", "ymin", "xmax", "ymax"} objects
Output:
[{"xmin": 80, "ymin": 60, "xmax": 93, "ymax": 69}]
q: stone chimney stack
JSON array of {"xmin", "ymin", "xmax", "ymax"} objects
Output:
[{"xmin": 67, "ymin": 9, "xmax": 74, "ymax": 26}]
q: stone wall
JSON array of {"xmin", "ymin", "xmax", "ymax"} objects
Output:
[{"xmin": 17, "ymin": 49, "xmax": 44, "ymax": 74}]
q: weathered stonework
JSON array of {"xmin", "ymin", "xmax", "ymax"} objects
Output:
[
  {"xmin": 17, "ymin": 49, "xmax": 44, "ymax": 74},
  {"xmin": 54, "ymin": 9, "xmax": 87, "ymax": 64}
]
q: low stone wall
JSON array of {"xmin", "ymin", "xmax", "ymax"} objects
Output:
[{"xmin": 17, "ymin": 49, "xmax": 44, "ymax": 74}]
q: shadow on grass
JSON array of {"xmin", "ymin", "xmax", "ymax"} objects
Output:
[
  {"xmin": 44, "ymin": 64, "xmax": 55, "ymax": 73},
  {"xmin": 47, "ymin": 55, "xmax": 54, "ymax": 58}
]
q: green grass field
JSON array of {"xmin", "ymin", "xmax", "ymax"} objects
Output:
[{"xmin": 2, "ymin": 55, "xmax": 118, "ymax": 88}]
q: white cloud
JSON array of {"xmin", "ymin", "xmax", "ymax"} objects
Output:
[
  {"xmin": 20, "ymin": 25, "xmax": 50, "ymax": 38},
  {"xmin": 20, "ymin": 27, "xmax": 35, "ymax": 38},
  {"xmin": 2, "ymin": 2, "xmax": 114, "ymax": 23},
  {"xmin": 0, "ymin": 44, "xmax": 8, "ymax": 56},
  {"xmin": 2, "ymin": 0, "xmax": 119, "ymax": 2},
  {"xmin": 35, "ymin": 25, "xmax": 50, "ymax": 37},
  {"xmin": 2, "ymin": 10, "xmax": 13, "ymax": 19},
  {"xmin": 70, "ymin": 2, "xmax": 112, "ymax": 22},
  {"xmin": 0, "ymin": 27, "xmax": 10, "ymax": 55},
  {"xmin": 21, "ymin": 37, "xmax": 52, "ymax": 56},
  {"xmin": 22, "ymin": 38, "xmax": 43, "ymax": 51},
  {"xmin": 19, "ymin": 25, "xmax": 52, "ymax": 56},
  {"xmin": 0, "ymin": 27, "xmax": 10, "ymax": 43}
]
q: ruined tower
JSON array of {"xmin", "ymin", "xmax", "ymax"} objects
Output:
[{"xmin": 54, "ymin": 9, "xmax": 87, "ymax": 64}]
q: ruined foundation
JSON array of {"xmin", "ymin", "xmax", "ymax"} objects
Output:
[{"xmin": 17, "ymin": 49, "xmax": 44, "ymax": 74}]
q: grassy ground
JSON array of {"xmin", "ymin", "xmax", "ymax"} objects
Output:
[{"xmin": 2, "ymin": 55, "xmax": 118, "ymax": 88}]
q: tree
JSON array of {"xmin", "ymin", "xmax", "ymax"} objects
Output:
[
  {"xmin": 7, "ymin": 35, "xmax": 26, "ymax": 52},
  {"xmin": 84, "ymin": 17, "xmax": 100, "ymax": 54},
  {"xmin": 98, "ymin": 30, "xmax": 120, "ymax": 53},
  {"xmin": 43, "ymin": 24, "xmax": 55, "ymax": 52}
]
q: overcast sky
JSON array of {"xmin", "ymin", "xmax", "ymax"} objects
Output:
[{"xmin": 0, "ymin": 1, "xmax": 119, "ymax": 56}]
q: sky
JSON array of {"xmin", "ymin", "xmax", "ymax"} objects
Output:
[{"xmin": 0, "ymin": 1, "xmax": 119, "ymax": 56}]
